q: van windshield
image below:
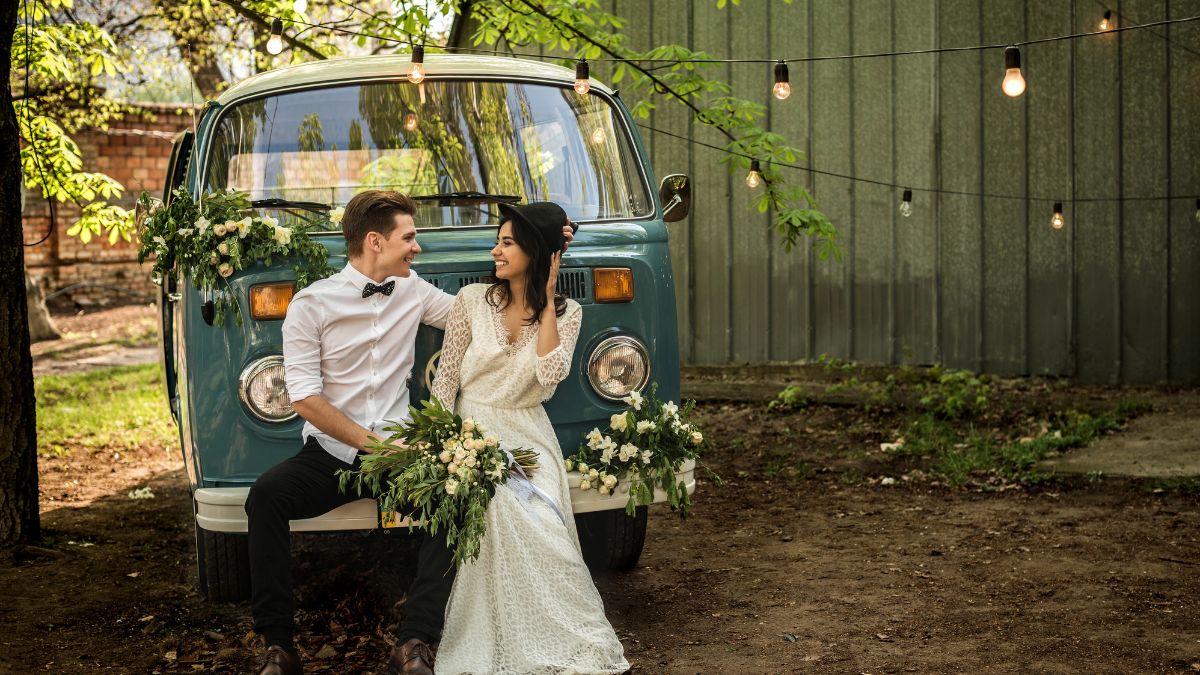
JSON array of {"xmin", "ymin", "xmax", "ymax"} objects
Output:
[{"xmin": 203, "ymin": 79, "xmax": 652, "ymax": 227}]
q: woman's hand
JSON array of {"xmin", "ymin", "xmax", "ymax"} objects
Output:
[{"xmin": 545, "ymin": 250, "xmax": 561, "ymax": 301}]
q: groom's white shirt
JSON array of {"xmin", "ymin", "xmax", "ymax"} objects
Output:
[{"xmin": 282, "ymin": 261, "xmax": 454, "ymax": 464}]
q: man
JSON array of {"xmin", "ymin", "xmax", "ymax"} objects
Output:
[{"xmin": 245, "ymin": 190, "xmax": 573, "ymax": 675}]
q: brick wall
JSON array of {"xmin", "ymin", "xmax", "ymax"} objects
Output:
[{"xmin": 23, "ymin": 103, "xmax": 197, "ymax": 310}]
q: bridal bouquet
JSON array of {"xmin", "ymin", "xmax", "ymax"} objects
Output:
[
  {"xmin": 338, "ymin": 397, "xmax": 538, "ymax": 566},
  {"xmin": 565, "ymin": 384, "xmax": 709, "ymax": 518}
]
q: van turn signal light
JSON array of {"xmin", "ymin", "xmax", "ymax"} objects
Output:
[
  {"xmin": 592, "ymin": 268, "xmax": 634, "ymax": 303},
  {"xmin": 250, "ymin": 282, "xmax": 296, "ymax": 320}
]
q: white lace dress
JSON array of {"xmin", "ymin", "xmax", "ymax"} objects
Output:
[{"xmin": 429, "ymin": 284, "xmax": 629, "ymax": 675}]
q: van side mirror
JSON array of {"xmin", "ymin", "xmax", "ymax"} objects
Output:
[{"xmin": 659, "ymin": 174, "xmax": 690, "ymax": 223}]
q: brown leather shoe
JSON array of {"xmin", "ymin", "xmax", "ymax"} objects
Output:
[
  {"xmin": 387, "ymin": 638, "xmax": 435, "ymax": 675},
  {"xmin": 257, "ymin": 645, "xmax": 303, "ymax": 675}
]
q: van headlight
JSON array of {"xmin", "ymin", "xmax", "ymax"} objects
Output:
[
  {"xmin": 238, "ymin": 356, "xmax": 297, "ymax": 422},
  {"xmin": 586, "ymin": 335, "xmax": 650, "ymax": 401}
]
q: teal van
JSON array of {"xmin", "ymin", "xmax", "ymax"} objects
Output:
[{"xmin": 158, "ymin": 54, "xmax": 695, "ymax": 601}]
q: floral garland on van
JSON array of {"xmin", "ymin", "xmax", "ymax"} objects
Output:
[
  {"xmin": 565, "ymin": 384, "xmax": 711, "ymax": 518},
  {"xmin": 137, "ymin": 188, "xmax": 336, "ymax": 326}
]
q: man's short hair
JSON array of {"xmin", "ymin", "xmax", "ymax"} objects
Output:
[{"xmin": 341, "ymin": 190, "xmax": 417, "ymax": 257}]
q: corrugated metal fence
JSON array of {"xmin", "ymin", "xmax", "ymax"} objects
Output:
[{"xmin": 470, "ymin": 0, "xmax": 1200, "ymax": 384}]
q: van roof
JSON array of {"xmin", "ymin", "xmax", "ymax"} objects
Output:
[{"xmin": 217, "ymin": 53, "xmax": 613, "ymax": 106}]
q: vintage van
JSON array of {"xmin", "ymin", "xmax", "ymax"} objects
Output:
[{"xmin": 156, "ymin": 54, "xmax": 695, "ymax": 601}]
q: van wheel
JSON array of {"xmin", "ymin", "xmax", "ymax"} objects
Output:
[
  {"xmin": 575, "ymin": 506, "xmax": 647, "ymax": 572},
  {"xmin": 195, "ymin": 524, "xmax": 251, "ymax": 602}
]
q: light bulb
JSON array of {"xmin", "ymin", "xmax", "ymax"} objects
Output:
[
  {"xmin": 899, "ymin": 189, "xmax": 913, "ymax": 218},
  {"xmin": 1051, "ymin": 202, "xmax": 1065, "ymax": 230},
  {"xmin": 1002, "ymin": 46, "xmax": 1025, "ymax": 98},
  {"xmin": 745, "ymin": 159, "xmax": 762, "ymax": 189},
  {"xmin": 403, "ymin": 112, "xmax": 418, "ymax": 132},
  {"xmin": 591, "ymin": 127, "xmax": 605, "ymax": 145},
  {"xmin": 773, "ymin": 61, "xmax": 791, "ymax": 100},
  {"xmin": 575, "ymin": 59, "xmax": 590, "ymax": 95},
  {"xmin": 408, "ymin": 45, "xmax": 425, "ymax": 84},
  {"xmin": 293, "ymin": 0, "xmax": 307, "ymax": 13},
  {"xmin": 1099, "ymin": 10, "xmax": 1112, "ymax": 31},
  {"xmin": 1194, "ymin": 199, "xmax": 1200, "ymax": 224},
  {"xmin": 266, "ymin": 19, "xmax": 284, "ymax": 55}
]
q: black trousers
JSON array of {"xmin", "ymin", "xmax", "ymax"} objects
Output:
[{"xmin": 244, "ymin": 437, "xmax": 457, "ymax": 648}]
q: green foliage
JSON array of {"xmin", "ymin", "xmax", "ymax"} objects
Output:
[
  {"xmin": 14, "ymin": 0, "xmax": 134, "ymax": 245},
  {"xmin": 469, "ymin": 0, "xmax": 838, "ymax": 258},
  {"xmin": 137, "ymin": 188, "xmax": 336, "ymax": 325},
  {"xmin": 338, "ymin": 397, "xmax": 539, "ymax": 566},
  {"xmin": 768, "ymin": 385, "xmax": 809, "ymax": 411},
  {"xmin": 917, "ymin": 369, "xmax": 990, "ymax": 420},
  {"xmin": 35, "ymin": 363, "xmax": 175, "ymax": 456}
]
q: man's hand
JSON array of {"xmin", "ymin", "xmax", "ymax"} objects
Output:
[{"xmin": 292, "ymin": 396, "xmax": 379, "ymax": 453}]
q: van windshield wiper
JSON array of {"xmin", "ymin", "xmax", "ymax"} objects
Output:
[
  {"xmin": 412, "ymin": 191, "xmax": 521, "ymax": 205},
  {"xmin": 249, "ymin": 198, "xmax": 331, "ymax": 214}
]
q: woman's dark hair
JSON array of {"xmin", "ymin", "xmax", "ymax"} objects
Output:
[{"xmin": 485, "ymin": 217, "xmax": 567, "ymax": 324}]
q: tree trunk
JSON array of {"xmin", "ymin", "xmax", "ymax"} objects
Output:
[
  {"xmin": 0, "ymin": 0, "xmax": 41, "ymax": 548},
  {"xmin": 26, "ymin": 271, "xmax": 60, "ymax": 343}
]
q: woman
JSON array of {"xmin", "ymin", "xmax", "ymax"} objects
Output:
[{"xmin": 429, "ymin": 202, "xmax": 629, "ymax": 674}]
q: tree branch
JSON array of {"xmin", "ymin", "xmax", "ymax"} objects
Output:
[{"xmin": 212, "ymin": 0, "xmax": 328, "ymax": 61}]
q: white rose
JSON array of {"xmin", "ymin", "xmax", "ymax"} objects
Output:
[
  {"xmin": 641, "ymin": 449, "xmax": 652, "ymax": 464},
  {"xmin": 564, "ymin": 459, "xmax": 574, "ymax": 472},
  {"xmin": 152, "ymin": 235, "xmax": 167, "ymax": 249},
  {"xmin": 218, "ymin": 263, "xmax": 234, "ymax": 278},
  {"xmin": 484, "ymin": 435, "xmax": 498, "ymax": 447},
  {"xmin": 576, "ymin": 462, "xmax": 589, "ymax": 474},
  {"xmin": 238, "ymin": 217, "xmax": 253, "ymax": 238},
  {"xmin": 490, "ymin": 465, "xmax": 503, "ymax": 480},
  {"xmin": 600, "ymin": 438, "xmax": 617, "ymax": 453},
  {"xmin": 465, "ymin": 455, "xmax": 477, "ymax": 469},
  {"xmin": 598, "ymin": 485, "xmax": 610, "ymax": 496},
  {"xmin": 589, "ymin": 468, "xmax": 599, "ymax": 480},
  {"xmin": 636, "ymin": 420, "xmax": 657, "ymax": 434},
  {"xmin": 599, "ymin": 447, "xmax": 615, "ymax": 465},
  {"xmin": 261, "ymin": 215, "xmax": 278, "ymax": 228},
  {"xmin": 195, "ymin": 216, "xmax": 210, "ymax": 233},
  {"xmin": 457, "ymin": 465, "xmax": 470, "ymax": 480},
  {"xmin": 690, "ymin": 431, "xmax": 704, "ymax": 445},
  {"xmin": 438, "ymin": 450, "xmax": 452, "ymax": 464},
  {"xmin": 610, "ymin": 413, "xmax": 628, "ymax": 432},
  {"xmin": 618, "ymin": 443, "xmax": 638, "ymax": 462},
  {"xmin": 602, "ymin": 474, "xmax": 617, "ymax": 488},
  {"xmin": 273, "ymin": 225, "xmax": 292, "ymax": 246},
  {"xmin": 663, "ymin": 401, "xmax": 679, "ymax": 418},
  {"xmin": 217, "ymin": 242, "xmax": 229, "ymax": 255},
  {"xmin": 453, "ymin": 448, "xmax": 466, "ymax": 462},
  {"xmin": 214, "ymin": 224, "xmax": 228, "ymax": 236},
  {"xmin": 210, "ymin": 252, "xmax": 219, "ymax": 264},
  {"xmin": 447, "ymin": 462, "xmax": 460, "ymax": 474},
  {"xmin": 444, "ymin": 478, "xmax": 459, "ymax": 495},
  {"xmin": 586, "ymin": 427, "xmax": 604, "ymax": 448},
  {"xmin": 579, "ymin": 479, "xmax": 591, "ymax": 491},
  {"xmin": 463, "ymin": 419, "xmax": 476, "ymax": 433},
  {"xmin": 176, "ymin": 227, "xmax": 193, "ymax": 237},
  {"xmin": 622, "ymin": 390, "xmax": 644, "ymax": 410},
  {"xmin": 329, "ymin": 206, "xmax": 345, "ymax": 224}
]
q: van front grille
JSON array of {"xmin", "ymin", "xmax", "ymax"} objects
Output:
[{"xmin": 444, "ymin": 269, "xmax": 593, "ymax": 303}]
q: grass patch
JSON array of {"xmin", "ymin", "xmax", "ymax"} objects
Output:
[
  {"xmin": 892, "ymin": 409, "xmax": 1124, "ymax": 486},
  {"xmin": 36, "ymin": 363, "xmax": 176, "ymax": 457}
]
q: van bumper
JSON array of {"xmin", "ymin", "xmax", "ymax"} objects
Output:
[{"xmin": 193, "ymin": 459, "xmax": 696, "ymax": 533}]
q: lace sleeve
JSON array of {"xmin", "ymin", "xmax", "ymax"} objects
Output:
[
  {"xmin": 535, "ymin": 302, "xmax": 583, "ymax": 390},
  {"xmin": 430, "ymin": 290, "xmax": 473, "ymax": 409}
]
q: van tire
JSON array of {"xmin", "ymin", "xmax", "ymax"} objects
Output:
[
  {"xmin": 195, "ymin": 525, "xmax": 251, "ymax": 602},
  {"xmin": 575, "ymin": 506, "xmax": 647, "ymax": 572}
]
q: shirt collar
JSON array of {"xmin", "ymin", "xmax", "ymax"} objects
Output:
[{"xmin": 342, "ymin": 260, "xmax": 383, "ymax": 289}]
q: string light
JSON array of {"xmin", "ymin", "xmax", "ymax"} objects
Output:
[
  {"xmin": 899, "ymin": 189, "xmax": 913, "ymax": 217},
  {"xmin": 293, "ymin": 0, "xmax": 307, "ymax": 14},
  {"xmin": 266, "ymin": 18, "xmax": 284, "ymax": 55},
  {"xmin": 403, "ymin": 112, "xmax": 418, "ymax": 131},
  {"xmin": 1051, "ymin": 202, "xmax": 1065, "ymax": 229},
  {"xmin": 772, "ymin": 60, "xmax": 791, "ymax": 100},
  {"xmin": 574, "ymin": 59, "xmax": 590, "ymax": 95},
  {"xmin": 1099, "ymin": 10, "xmax": 1113, "ymax": 31},
  {"xmin": 591, "ymin": 127, "xmax": 606, "ymax": 145},
  {"xmin": 1002, "ymin": 46, "xmax": 1026, "ymax": 97},
  {"xmin": 745, "ymin": 159, "xmax": 762, "ymax": 189},
  {"xmin": 408, "ymin": 45, "xmax": 425, "ymax": 84}
]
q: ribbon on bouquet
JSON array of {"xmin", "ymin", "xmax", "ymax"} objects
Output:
[{"xmin": 505, "ymin": 450, "xmax": 566, "ymax": 526}]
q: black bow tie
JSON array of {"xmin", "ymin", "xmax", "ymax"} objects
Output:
[{"xmin": 362, "ymin": 280, "xmax": 395, "ymax": 298}]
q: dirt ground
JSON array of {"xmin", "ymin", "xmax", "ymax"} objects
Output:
[{"xmin": 3, "ymin": 305, "xmax": 1199, "ymax": 674}]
